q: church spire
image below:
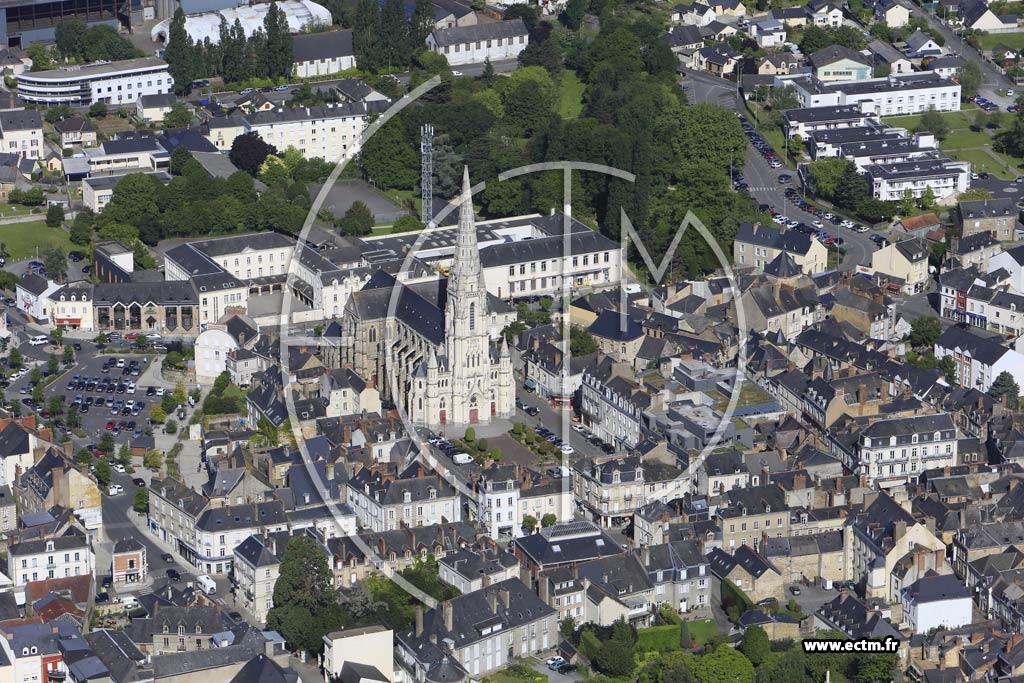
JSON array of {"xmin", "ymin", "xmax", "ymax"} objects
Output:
[{"xmin": 451, "ymin": 166, "xmax": 482, "ymax": 286}]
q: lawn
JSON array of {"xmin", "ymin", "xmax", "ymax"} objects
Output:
[
  {"xmin": 558, "ymin": 70, "xmax": 585, "ymax": 120},
  {"xmin": 484, "ymin": 666, "xmax": 547, "ymax": 683},
  {"xmin": 940, "ymin": 128, "xmax": 995, "ymax": 149},
  {"xmin": 684, "ymin": 619, "xmax": 719, "ymax": 646},
  {"xmin": 882, "ymin": 109, "xmax": 974, "ymax": 132},
  {"xmin": 710, "ymin": 381, "xmax": 772, "ymax": 411},
  {"xmin": 978, "ymin": 31, "xmax": 1024, "ymax": 51},
  {"xmin": 948, "ymin": 148, "xmax": 1018, "ymax": 179},
  {"xmin": 0, "ymin": 203, "xmax": 37, "ymax": 218},
  {"xmin": 0, "ymin": 221, "xmax": 72, "ymax": 260}
]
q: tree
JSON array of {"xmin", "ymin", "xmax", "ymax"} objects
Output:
[
  {"xmin": 165, "ymin": 8, "xmax": 199, "ymax": 94},
  {"xmin": 230, "ymin": 132, "xmax": 278, "ymax": 176},
  {"xmin": 857, "ymin": 198, "xmax": 896, "ymax": 223},
  {"xmin": 592, "ymin": 618, "xmax": 635, "ymax": 677},
  {"xmin": 337, "ymin": 200, "xmax": 375, "ymax": 235},
  {"xmin": 852, "ymin": 653, "xmax": 899, "ymax": 683},
  {"xmin": 8, "ymin": 347, "xmax": 22, "ymax": 368},
  {"xmin": 692, "ymin": 645, "xmax": 754, "ymax": 683},
  {"xmin": 920, "ymin": 186, "xmax": 937, "ymax": 210},
  {"xmin": 560, "ymin": 616, "xmax": 576, "ymax": 639},
  {"xmin": 541, "ymin": 513, "xmax": 557, "ymax": 527},
  {"xmin": 391, "ymin": 214, "xmax": 424, "ymax": 233},
  {"xmin": 62, "ymin": 345, "xmax": 74, "ymax": 365},
  {"xmin": 82, "ymin": 25, "xmax": 143, "ymax": 62},
  {"xmin": 89, "ymin": 101, "xmax": 107, "ymax": 118},
  {"xmin": 503, "ymin": 4, "xmax": 539, "ymax": 30},
  {"xmin": 807, "ymin": 158, "xmax": 848, "ymax": 199},
  {"xmin": 798, "ymin": 25, "xmax": 832, "ymax": 54},
  {"xmin": 143, "ymin": 450, "xmax": 163, "ymax": 469},
  {"xmin": 266, "ymin": 535, "xmax": 343, "ymax": 654},
  {"xmin": 834, "ymin": 160, "xmax": 868, "ymax": 210},
  {"xmin": 94, "ymin": 459, "xmax": 112, "ymax": 486},
  {"xmin": 360, "ymin": 119, "xmax": 418, "ymax": 189},
  {"xmin": 680, "ymin": 621, "xmax": 693, "ymax": 649},
  {"xmin": 45, "ymin": 204, "xmax": 64, "ymax": 228},
  {"xmin": 42, "ymin": 247, "xmax": 67, "ymax": 283},
  {"xmin": 353, "ymin": 0, "xmax": 382, "ymax": 70},
  {"xmin": 27, "ymin": 44, "xmax": 54, "ymax": 71},
  {"xmin": 939, "ymin": 355, "xmax": 957, "ymax": 386},
  {"xmin": 522, "ymin": 514, "xmax": 539, "ymax": 532},
  {"xmin": 261, "ymin": 2, "xmax": 294, "ymax": 80},
  {"xmin": 738, "ymin": 625, "xmax": 769, "ymax": 666},
  {"xmin": 163, "ymin": 103, "xmax": 193, "ymax": 129},
  {"xmin": 561, "ymin": 0, "xmax": 588, "ymax": 30},
  {"xmin": 569, "ymin": 328, "xmax": 598, "ymax": 355},
  {"xmin": 55, "ymin": 20, "xmax": 88, "ymax": 59},
  {"xmin": 98, "ymin": 432, "xmax": 115, "ymax": 455},
  {"xmin": 991, "ymin": 371, "xmax": 1021, "ymax": 408},
  {"xmin": 908, "ymin": 316, "xmax": 943, "ymax": 348},
  {"xmin": 481, "ymin": 56, "xmax": 495, "ymax": 84},
  {"xmin": 170, "ymin": 146, "xmax": 194, "ymax": 176},
  {"xmin": 379, "ymin": 0, "xmax": 410, "ymax": 69},
  {"xmin": 133, "ymin": 488, "xmax": 149, "ymax": 512},
  {"xmin": 917, "ymin": 106, "xmax": 950, "ymax": 140},
  {"xmin": 150, "ymin": 405, "xmax": 167, "ymax": 423},
  {"xmin": 958, "ymin": 61, "xmax": 982, "ymax": 99}
]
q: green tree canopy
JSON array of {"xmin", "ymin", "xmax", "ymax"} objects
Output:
[
  {"xmin": 991, "ymin": 371, "xmax": 1021, "ymax": 408},
  {"xmin": 266, "ymin": 535, "xmax": 344, "ymax": 654},
  {"xmin": 908, "ymin": 316, "xmax": 943, "ymax": 348},
  {"xmin": 692, "ymin": 644, "xmax": 754, "ymax": 683}
]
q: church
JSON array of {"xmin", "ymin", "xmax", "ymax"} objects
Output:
[{"xmin": 338, "ymin": 168, "xmax": 516, "ymax": 430}]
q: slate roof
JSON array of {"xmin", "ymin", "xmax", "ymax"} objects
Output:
[
  {"xmin": 589, "ymin": 309, "xmax": 643, "ymax": 341},
  {"xmin": 707, "ymin": 544, "xmax": 779, "ymax": 579},
  {"xmin": 229, "ymin": 654, "xmax": 298, "ymax": 683},
  {"xmin": 0, "ymin": 109, "xmax": 41, "ymax": 131},
  {"xmin": 809, "ymin": 44, "xmax": 871, "ymax": 68},
  {"xmin": 515, "ymin": 520, "xmax": 625, "ymax": 567},
  {"xmin": 736, "ymin": 222, "xmax": 815, "ymax": 256},
  {"xmin": 430, "ymin": 19, "xmax": 528, "ymax": 47},
  {"xmin": 293, "ymin": 29, "xmax": 355, "ymax": 62},
  {"xmin": 935, "ymin": 325, "xmax": 1012, "ymax": 366}
]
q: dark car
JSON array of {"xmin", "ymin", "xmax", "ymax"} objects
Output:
[
  {"xmin": 557, "ymin": 664, "xmax": 577, "ymax": 674},
  {"xmin": 134, "ymin": 478, "xmax": 147, "ymax": 487},
  {"xmin": 524, "ymin": 406, "xmax": 540, "ymax": 416},
  {"xmin": 102, "ymin": 575, "xmax": 112, "ymax": 588},
  {"xmin": 167, "ymin": 568, "xmax": 181, "ymax": 581}
]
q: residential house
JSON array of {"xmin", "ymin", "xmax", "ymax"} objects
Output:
[
  {"xmin": 323, "ymin": 626, "xmax": 393, "ymax": 683},
  {"xmin": 949, "ymin": 232, "xmax": 1003, "ymax": 271},
  {"xmin": 871, "ymin": 237, "xmax": 930, "ymax": 294},
  {"xmin": 958, "ymin": 197, "xmax": 1018, "ymax": 241},
  {"xmin": 934, "ymin": 325, "xmax": 1024, "ymax": 392},
  {"xmin": 111, "ymin": 537, "xmax": 146, "ymax": 586},
  {"xmin": 814, "ymin": 592, "xmax": 907, "ymax": 658},
  {"xmin": 875, "ymin": 0, "xmax": 910, "ymax": 26},
  {"xmin": 292, "ymin": 30, "xmax": 356, "ymax": 77},
  {"xmin": 8, "ymin": 530, "xmax": 93, "ymax": 587},
  {"xmin": 707, "ymin": 544, "xmax": 784, "ymax": 603},
  {"xmin": 53, "ymin": 117, "xmax": 96, "ymax": 148},
  {"xmin": 233, "ymin": 535, "xmax": 281, "ymax": 625},
  {"xmin": 136, "ymin": 93, "xmax": 178, "ymax": 122},
  {"xmin": 734, "ymin": 222, "xmax": 829, "ymax": 274},
  {"xmin": 438, "ymin": 547, "xmax": 519, "ymax": 594},
  {"xmin": 513, "ymin": 521, "xmax": 625, "ymax": 572},
  {"xmin": 347, "ymin": 462, "xmax": 462, "ymax": 532},
  {"xmin": 809, "ymin": 44, "xmax": 873, "ymax": 82},
  {"xmin": 855, "ymin": 413, "xmax": 958, "ymax": 489},
  {"xmin": 901, "ymin": 572, "xmax": 972, "ymax": 634}
]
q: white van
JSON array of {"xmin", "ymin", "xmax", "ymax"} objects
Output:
[
  {"xmin": 196, "ymin": 574, "xmax": 217, "ymax": 595},
  {"xmin": 451, "ymin": 452, "xmax": 474, "ymax": 465},
  {"xmin": 29, "ymin": 335, "xmax": 47, "ymax": 346}
]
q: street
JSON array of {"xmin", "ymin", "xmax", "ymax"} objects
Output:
[{"xmin": 683, "ymin": 69, "xmax": 878, "ymax": 270}]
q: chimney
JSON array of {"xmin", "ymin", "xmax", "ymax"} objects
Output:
[
  {"xmin": 32, "ymin": 445, "xmax": 46, "ymax": 465},
  {"xmin": 498, "ymin": 587, "xmax": 510, "ymax": 609},
  {"xmin": 894, "ymin": 519, "xmax": 907, "ymax": 542},
  {"xmin": 538, "ymin": 575, "xmax": 550, "ymax": 603},
  {"xmin": 415, "ymin": 606, "xmax": 424, "ymax": 637},
  {"xmin": 442, "ymin": 600, "xmax": 453, "ymax": 631},
  {"xmin": 62, "ymin": 440, "xmax": 74, "ymax": 458},
  {"xmin": 794, "ymin": 473, "xmax": 807, "ymax": 490},
  {"xmin": 857, "ymin": 383, "xmax": 867, "ymax": 405},
  {"xmin": 641, "ymin": 545, "xmax": 650, "ymax": 567},
  {"xmin": 326, "ymin": 459, "xmax": 335, "ymax": 481},
  {"xmin": 488, "ymin": 590, "xmax": 497, "ymax": 613}
]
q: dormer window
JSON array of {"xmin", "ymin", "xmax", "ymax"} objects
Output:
[
  {"xmin": 765, "ymin": 504, "xmax": 771, "ymax": 513},
  {"xmin": 178, "ymin": 625, "xmax": 185, "ymax": 635},
  {"xmin": 428, "ymin": 488, "xmax": 436, "ymax": 499},
  {"xmin": 404, "ymin": 491, "xmax": 412, "ymax": 503},
  {"xmin": 163, "ymin": 624, "xmax": 169, "ymax": 633}
]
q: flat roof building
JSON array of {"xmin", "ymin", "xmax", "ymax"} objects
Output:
[{"xmin": 16, "ymin": 57, "xmax": 173, "ymax": 106}]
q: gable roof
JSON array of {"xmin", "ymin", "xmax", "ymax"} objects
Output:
[{"xmin": 429, "ymin": 19, "xmax": 528, "ymax": 47}]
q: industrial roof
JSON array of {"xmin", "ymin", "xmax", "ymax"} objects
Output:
[{"xmin": 152, "ymin": 0, "xmax": 332, "ymax": 46}]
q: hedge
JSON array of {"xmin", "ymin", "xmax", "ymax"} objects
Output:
[
  {"xmin": 636, "ymin": 624, "xmax": 680, "ymax": 653},
  {"xmin": 721, "ymin": 578, "xmax": 755, "ymax": 615}
]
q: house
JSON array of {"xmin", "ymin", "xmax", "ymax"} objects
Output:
[
  {"xmin": 734, "ymin": 222, "xmax": 829, "ymax": 274},
  {"xmin": 757, "ymin": 53, "xmax": 799, "ymax": 75},
  {"xmin": 949, "ymin": 232, "xmax": 1003, "ymax": 271},
  {"xmin": 194, "ymin": 312, "xmax": 261, "ymax": 385},
  {"xmin": 347, "ymin": 462, "xmax": 461, "ymax": 532},
  {"xmin": 514, "ymin": 521, "xmax": 625, "ymax": 572},
  {"xmin": 707, "ymin": 0, "xmax": 745, "ymax": 16},
  {"xmin": 901, "ymin": 571, "xmax": 972, "ymax": 634},
  {"xmin": 135, "ymin": 93, "xmax": 178, "ymax": 122},
  {"xmin": 588, "ymin": 310, "xmax": 645, "ymax": 363},
  {"xmin": 673, "ymin": 2, "xmax": 718, "ymax": 26},
  {"xmin": 0, "ymin": 109, "xmax": 43, "ymax": 159},
  {"xmin": 425, "ymin": 20, "xmax": 529, "ymax": 66},
  {"xmin": 928, "ymin": 54, "xmax": 967, "ymax": 79},
  {"xmin": 111, "ymin": 537, "xmax": 146, "ymax": 586},
  {"xmin": 958, "ymin": 197, "xmax": 1018, "ymax": 241},
  {"xmin": 898, "ymin": 212, "xmax": 942, "ymax": 238},
  {"xmin": 53, "ymin": 117, "xmax": 96, "ymax": 148},
  {"xmin": 82, "ymin": 171, "xmax": 172, "ymax": 214},
  {"xmin": 871, "ymin": 237, "xmax": 930, "ymax": 294},
  {"xmin": 8, "ymin": 530, "xmax": 94, "ymax": 587},
  {"xmin": 691, "ymin": 44, "xmax": 739, "ymax": 76},
  {"xmin": 233, "ymin": 535, "xmax": 281, "ymax": 625},
  {"xmin": 769, "ymin": 6, "xmax": 807, "ymax": 26},
  {"xmin": 934, "ymin": 325, "xmax": 1024, "ymax": 392},
  {"xmin": 868, "ymin": 39, "xmax": 914, "ymax": 75},
  {"xmin": 809, "ymin": 44, "xmax": 873, "ymax": 82},
  {"xmin": 875, "ymin": 0, "xmax": 910, "ymax": 27},
  {"xmin": 396, "ymin": 578, "xmax": 557, "ymax": 679},
  {"xmin": 904, "ymin": 29, "xmax": 944, "ymax": 58},
  {"xmin": 854, "ymin": 413, "xmax": 958, "ymax": 489},
  {"xmin": 292, "ymin": 29, "xmax": 356, "ymax": 77},
  {"xmin": 0, "ymin": 419, "xmax": 36, "ymax": 489},
  {"xmin": 806, "ymin": 0, "xmax": 844, "ymax": 26},
  {"xmin": 661, "ymin": 25, "xmax": 705, "ymax": 53},
  {"xmin": 438, "ymin": 547, "xmax": 519, "ymax": 594},
  {"xmin": 46, "ymin": 281, "xmax": 94, "ymax": 332},
  {"xmin": 748, "ymin": 18, "xmax": 786, "ymax": 48},
  {"xmin": 707, "ymin": 544, "xmax": 784, "ymax": 603},
  {"xmin": 960, "ymin": 0, "xmax": 1009, "ymax": 32},
  {"xmin": 990, "ymin": 244, "xmax": 1024, "ymax": 293},
  {"xmin": 15, "ymin": 273, "xmax": 59, "ymax": 322}
]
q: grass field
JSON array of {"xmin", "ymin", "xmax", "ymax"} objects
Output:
[
  {"xmin": 978, "ymin": 31, "xmax": 1024, "ymax": 51},
  {"xmin": 882, "ymin": 109, "xmax": 974, "ymax": 132},
  {"xmin": 940, "ymin": 128, "xmax": 995, "ymax": 149},
  {"xmin": 558, "ymin": 70, "xmax": 585, "ymax": 119},
  {"xmin": 948, "ymin": 148, "xmax": 1018, "ymax": 179},
  {"xmin": 685, "ymin": 619, "xmax": 719, "ymax": 646},
  {"xmin": 0, "ymin": 221, "xmax": 72, "ymax": 260}
]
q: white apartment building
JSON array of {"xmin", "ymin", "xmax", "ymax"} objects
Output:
[
  {"xmin": 194, "ymin": 502, "xmax": 289, "ymax": 575},
  {"xmin": 778, "ymin": 72, "xmax": 961, "ymax": 115},
  {"xmin": 233, "ymin": 535, "xmax": 280, "ymax": 625},
  {"xmin": 934, "ymin": 325, "xmax": 1024, "ymax": 392},
  {"xmin": 347, "ymin": 465, "xmax": 462, "ymax": 533},
  {"xmin": 426, "ymin": 19, "xmax": 529, "ymax": 66},
  {"xmin": 0, "ymin": 110, "xmax": 43, "ymax": 159},
  {"xmin": 205, "ymin": 101, "xmax": 387, "ymax": 160},
  {"xmin": 857, "ymin": 413, "xmax": 958, "ymax": 489},
  {"xmin": 865, "ymin": 157, "xmax": 971, "ymax": 201},
  {"xmin": 8, "ymin": 534, "xmax": 94, "ymax": 586},
  {"xmin": 16, "ymin": 57, "xmax": 173, "ymax": 106}
]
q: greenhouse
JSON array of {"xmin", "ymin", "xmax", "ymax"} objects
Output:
[{"xmin": 151, "ymin": 0, "xmax": 332, "ymax": 45}]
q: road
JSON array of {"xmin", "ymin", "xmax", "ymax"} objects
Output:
[{"xmin": 683, "ymin": 69, "xmax": 877, "ymax": 270}]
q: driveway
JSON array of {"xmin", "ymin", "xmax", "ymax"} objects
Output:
[{"xmin": 527, "ymin": 658, "xmax": 584, "ymax": 683}]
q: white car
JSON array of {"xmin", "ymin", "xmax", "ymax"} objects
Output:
[
  {"xmin": 572, "ymin": 424, "xmax": 587, "ymax": 433},
  {"xmin": 560, "ymin": 444, "xmax": 575, "ymax": 455},
  {"xmin": 146, "ymin": 332, "xmax": 161, "ymax": 340},
  {"xmin": 127, "ymin": 383, "xmax": 136, "ymax": 394},
  {"xmin": 1009, "ymin": 90, "xmax": 1016, "ymax": 98},
  {"xmin": 451, "ymin": 452, "xmax": 474, "ymax": 465},
  {"xmin": 108, "ymin": 484, "xmax": 123, "ymax": 496},
  {"xmin": 451, "ymin": 70, "xmax": 463, "ymax": 76},
  {"xmin": 546, "ymin": 657, "xmax": 566, "ymax": 667},
  {"xmin": 155, "ymin": 387, "xmax": 165, "ymax": 396},
  {"xmin": 812, "ymin": 220, "xmax": 823, "ymax": 228},
  {"xmin": 113, "ymin": 464, "xmax": 126, "ymax": 474}
]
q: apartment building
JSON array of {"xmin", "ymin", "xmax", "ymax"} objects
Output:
[
  {"xmin": 864, "ymin": 157, "xmax": 971, "ymax": 202},
  {"xmin": 934, "ymin": 325, "xmax": 1024, "ymax": 391},
  {"xmin": 16, "ymin": 57, "xmax": 173, "ymax": 106},
  {"xmin": 871, "ymin": 237, "xmax": 930, "ymax": 294},
  {"xmin": 347, "ymin": 463, "xmax": 462, "ymax": 532},
  {"xmin": 426, "ymin": 20, "xmax": 529, "ymax": 66},
  {"xmin": 148, "ymin": 476, "xmax": 210, "ymax": 568},
  {"xmin": 957, "ymin": 197, "xmax": 1019, "ymax": 241},
  {"xmin": 8, "ymin": 532, "xmax": 94, "ymax": 586},
  {"xmin": 856, "ymin": 413, "xmax": 958, "ymax": 489},
  {"xmin": 233, "ymin": 535, "xmax": 281, "ymax": 625},
  {"xmin": 778, "ymin": 72, "xmax": 961, "ymax": 115},
  {"xmin": 733, "ymin": 222, "xmax": 829, "ymax": 274},
  {"xmin": 195, "ymin": 501, "xmax": 289, "ymax": 575},
  {"xmin": 717, "ymin": 484, "xmax": 791, "ymax": 552},
  {"xmin": 580, "ymin": 356, "xmax": 647, "ymax": 450}
]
